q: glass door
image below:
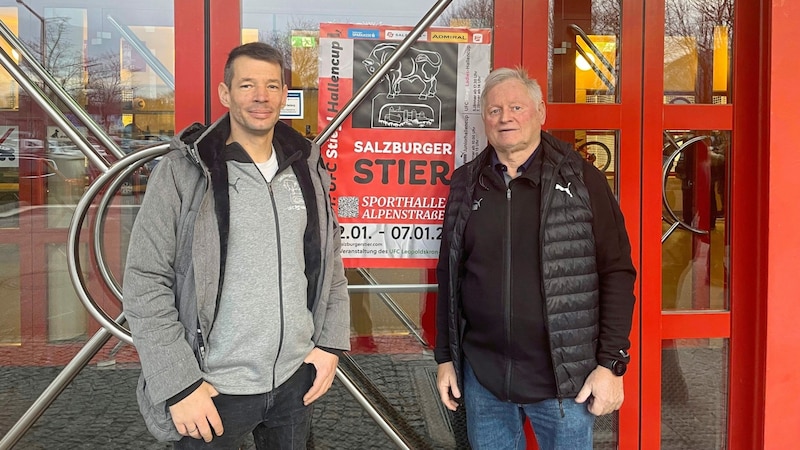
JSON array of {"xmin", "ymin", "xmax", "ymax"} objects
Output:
[{"xmin": 503, "ymin": 0, "xmax": 752, "ymax": 449}]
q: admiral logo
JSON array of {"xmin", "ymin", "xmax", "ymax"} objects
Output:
[
  {"xmin": 430, "ymin": 32, "xmax": 469, "ymax": 42},
  {"xmin": 385, "ymin": 30, "xmax": 429, "ymax": 41},
  {"xmin": 348, "ymin": 28, "xmax": 380, "ymax": 39}
]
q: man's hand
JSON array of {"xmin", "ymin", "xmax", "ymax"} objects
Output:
[
  {"xmin": 575, "ymin": 365, "xmax": 624, "ymax": 416},
  {"xmin": 169, "ymin": 381, "xmax": 223, "ymax": 442},
  {"xmin": 436, "ymin": 362, "xmax": 462, "ymax": 411},
  {"xmin": 303, "ymin": 347, "xmax": 339, "ymax": 406}
]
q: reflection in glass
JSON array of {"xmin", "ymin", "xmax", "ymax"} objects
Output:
[
  {"xmin": 0, "ymin": 7, "xmax": 174, "ymax": 228},
  {"xmin": 662, "ymin": 129, "xmax": 729, "ymax": 311},
  {"xmin": 0, "ymin": 0, "xmax": 175, "ymax": 346},
  {"xmin": 0, "ymin": 244, "xmax": 20, "ymax": 345},
  {"xmin": 547, "ymin": 129, "xmax": 618, "ymax": 192},
  {"xmin": 662, "ymin": 338, "xmax": 729, "ymax": 449},
  {"xmin": 47, "ymin": 243, "xmax": 87, "ymax": 342},
  {"xmin": 664, "ymin": 0, "xmax": 734, "ymax": 104},
  {"xmin": 0, "ymin": 6, "xmax": 20, "ymax": 110},
  {"xmin": 549, "ymin": 0, "xmax": 621, "ymax": 103}
]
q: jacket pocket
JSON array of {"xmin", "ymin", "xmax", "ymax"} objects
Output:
[{"xmin": 136, "ymin": 374, "xmax": 182, "ymax": 442}]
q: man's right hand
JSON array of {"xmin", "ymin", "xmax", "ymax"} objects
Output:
[
  {"xmin": 169, "ymin": 381, "xmax": 223, "ymax": 442},
  {"xmin": 436, "ymin": 362, "xmax": 462, "ymax": 411}
]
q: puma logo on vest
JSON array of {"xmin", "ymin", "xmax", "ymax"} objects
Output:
[
  {"xmin": 229, "ymin": 177, "xmax": 241, "ymax": 194},
  {"xmin": 472, "ymin": 198, "xmax": 483, "ymax": 210},
  {"xmin": 555, "ymin": 182, "xmax": 573, "ymax": 198}
]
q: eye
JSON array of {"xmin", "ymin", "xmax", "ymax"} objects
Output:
[
  {"xmin": 512, "ymin": 105, "xmax": 523, "ymax": 111},
  {"xmin": 267, "ymin": 84, "xmax": 281, "ymax": 92},
  {"xmin": 488, "ymin": 108, "xmax": 500, "ymax": 116}
]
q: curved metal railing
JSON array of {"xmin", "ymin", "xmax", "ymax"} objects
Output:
[
  {"xmin": 0, "ymin": 1, "xmax": 456, "ymax": 449},
  {"xmin": 661, "ymin": 133, "xmax": 712, "ymax": 243}
]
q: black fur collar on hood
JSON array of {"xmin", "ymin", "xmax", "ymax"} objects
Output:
[
  {"xmin": 176, "ymin": 114, "xmax": 321, "ymax": 313},
  {"xmin": 179, "ymin": 114, "xmax": 311, "ymax": 170}
]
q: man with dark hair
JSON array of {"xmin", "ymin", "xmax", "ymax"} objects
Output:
[
  {"xmin": 435, "ymin": 66, "xmax": 636, "ymax": 449},
  {"xmin": 123, "ymin": 41, "xmax": 350, "ymax": 449}
]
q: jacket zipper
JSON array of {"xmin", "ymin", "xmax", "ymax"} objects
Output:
[
  {"xmin": 504, "ymin": 185, "xmax": 513, "ymax": 398},
  {"xmin": 266, "ymin": 179, "xmax": 286, "ymax": 391},
  {"xmin": 197, "ymin": 325, "xmax": 206, "ymax": 367},
  {"xmin": 197, "ymin": 168, "xmax": 213, "ymax": 370},
  {"xmin": 540, "ymin": 157, "xmax": 569, "ymax": 405}
]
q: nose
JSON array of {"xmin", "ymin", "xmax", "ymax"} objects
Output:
[
  {"xmin": 498, "ymin": 107, "xmax": 512, "ymax": 122},
  {"xmin": 254, "ymin": 86, "xmax": 269, "ymax": 102}
]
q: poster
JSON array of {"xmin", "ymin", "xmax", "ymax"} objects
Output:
[{"xmin": 318, "ymin": 23, "xmax": 491, "ymax": 268}]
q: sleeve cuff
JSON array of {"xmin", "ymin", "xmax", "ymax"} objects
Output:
[
  {"xmin": 317, "ymin": 346, "xmax": 345, "ymax": 357},
  {"xmin": 165, "ymin": 378, "xmax": 203, "ymax": 407}
]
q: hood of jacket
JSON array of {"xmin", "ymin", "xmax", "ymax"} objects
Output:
[{"xmin": 171, "ymin": 114, "xmax": 321, "ymax": 313}]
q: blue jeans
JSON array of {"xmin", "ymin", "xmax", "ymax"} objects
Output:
[
  {"xmin": 174, "ymin": 363, "xmax": 315, "ymax": 450},
  {"xmin": 463, "ymin": 361, "xmax": 594, "ymax": 450}
]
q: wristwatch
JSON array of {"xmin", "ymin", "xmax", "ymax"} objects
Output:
[{"xmin": 599, "ymin": 359, "xmax": 627, "ymax": 376}]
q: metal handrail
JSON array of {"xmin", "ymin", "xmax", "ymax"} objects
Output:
[
  {"xmin": 348, "ymin": 283, "xmax": 437, "ymax": 293},
  {"xmin": 0, "ymin": 45, "xmax": 111, "ymax": 170},
  {"xmin": 0, "ymin": 314, "xmax": 123, "ymax": 449},
  {"xmin": 314, "ymin": 0, "xmax": 454, "ymax": 146},
  {"xmin": 568, "ymin": 24, "xmax": 616, "ymax": 93},
  {"xmin": 568, "ymin": 24, "xmax": 615, "ymax": 73},
  {"xmin": 661, "ymin": 134, "xmax": 711, "ymax": 243},
  {"xmin": 107, "ymin": 15, "xmax": 175, "ymax": 91},
  {"xmin": 92, "ymin": 151, "xmax": 162, "ymax": 302},
  {"xmin": 356, "ymin": 269, "xmax": 430, "ymax": 347},
  {"xmin": 0, "ymin": 20, "xmax": 123, "ymax": 161},
  {"xmin": 68, "ymin": 144, "xmax": 169, "ymax": 343},
  {"xmin": 575, "ymin": 44, "xmax": 615, "ymax": 92}
]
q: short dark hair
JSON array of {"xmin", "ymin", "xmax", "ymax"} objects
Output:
[{"xmin": 223, "ymin": 42, "xmax": 285, "ymax": 87}]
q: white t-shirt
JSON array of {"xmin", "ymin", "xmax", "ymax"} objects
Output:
[{"xmin": 255, "ymin": 147, "xmax": 279, "ymax": 182}]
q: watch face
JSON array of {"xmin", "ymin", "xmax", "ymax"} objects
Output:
[{"xmin": 612, "ymin": 361, "xmax": 627, "ymax": 376}]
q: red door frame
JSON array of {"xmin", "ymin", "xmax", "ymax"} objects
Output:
[
  {"xmin": 174, "ymin": 0, "xmax": 207, "ymax": 129},
  {"xmin": 513, "ymin": 1, "xmax": 644, "ymax": 448},
  {"xmin": 494, "ymin": 0, "xmax": 763, "ymax": 448},
  {"xmin": 727, "ymin": 0, "xmax": 765, "ymax": 448},
  {"xmin": 175, "ymin": 0, "xmax": 239, "ymax": 129}
]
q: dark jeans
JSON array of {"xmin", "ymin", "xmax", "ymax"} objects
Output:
[{"xmin": 174, "ymin": 363, "xmax": 315, "ymax": 450}]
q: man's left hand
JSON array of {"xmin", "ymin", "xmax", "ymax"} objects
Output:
[
  {"xmin": 303, "ymin": 347, "xmax": 339, "ymax": 406},
  {"xmin": 575, "ymin": 365, "xmax": 624, "ymax": 416}
]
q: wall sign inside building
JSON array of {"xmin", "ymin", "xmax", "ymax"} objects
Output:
[
  {"xmin": 318, "ymin": 23, "xmax": 491, "ymax": 268},
  {"xmin": 280, "ymin": 90, "xmax": 304, "ymax": 119}
]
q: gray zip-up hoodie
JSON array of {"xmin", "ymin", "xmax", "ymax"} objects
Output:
[{"xmin": 122, "ymin": 115, "xmax": 350, "ymax": 442}]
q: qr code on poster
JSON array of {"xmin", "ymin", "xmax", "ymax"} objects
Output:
[{"xmin": 338, "ymin": 196, "xmax": 359, "ymax": 218}]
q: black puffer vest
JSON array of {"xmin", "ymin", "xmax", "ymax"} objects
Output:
[{"xmin": 437, "ymin": 132, "xmax": 599, "ymax": 398}]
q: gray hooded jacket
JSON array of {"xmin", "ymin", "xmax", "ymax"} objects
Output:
[{"xmin": 122, "ymin": 115, "xmax": 350, "ymax": 441}]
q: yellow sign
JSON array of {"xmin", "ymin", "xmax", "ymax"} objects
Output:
[{"xmin": 429, "ymin": 31, "xmax": 469, "ymax": 43}]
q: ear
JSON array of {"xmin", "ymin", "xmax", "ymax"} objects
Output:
[
  {"xmin": 280, "ymin": 84, "xmax": 288, "ymax": 109},
  {"xmin": 218, "ymin": 82, "xmax": 230, "ymax": 108},
  {"xmin": 538, "ymin": 101, "xmax": 547, "ymax": 125}
]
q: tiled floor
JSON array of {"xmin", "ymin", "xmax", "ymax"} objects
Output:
[{"xmin": 0, "ymin": 346, "xmax": 725, "ymax": 449}]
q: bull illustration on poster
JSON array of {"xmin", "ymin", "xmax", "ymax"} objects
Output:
[{"xmin": 356, "ymin": 41, "xmax": 457, "ymax": 131}]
